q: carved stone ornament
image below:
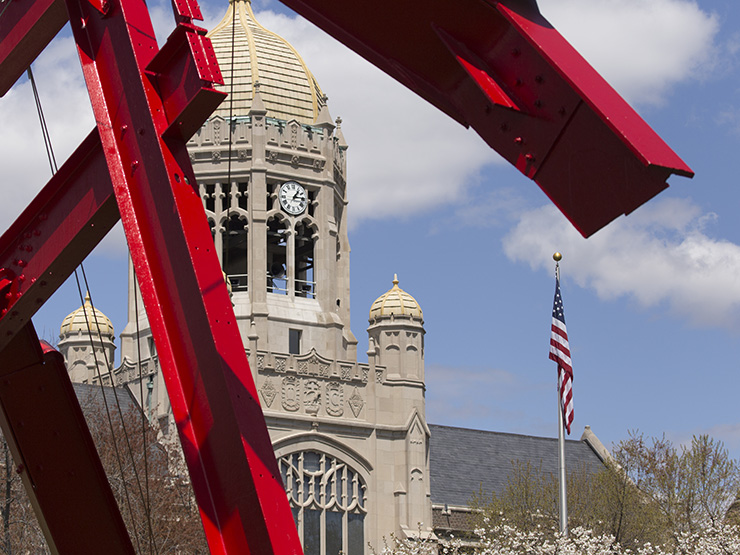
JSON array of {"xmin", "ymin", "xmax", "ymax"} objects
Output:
[
  {"xmin": 213, "ymin": 119, "xmax": 221, "ymax": 144},
  {"xmin": 290, "ymin": 122, "xmax": 299, "ymax": 148},
  {"xmin": 274, "ymin": 357, "xmax": 286, "ymax": 372},
  {"xmin": 319, "ymin": 362, "xmax": 330, "ymax": 377},
  {"xmin": 348, "ymin": 388, "xmax": 364, "ymax": 418},
  {"xmin": 376, "ymin": 368, "xmax": 384, "ymax": 384},
  {"xmin": 304, "ymin": 380, "xmax": 321, "ymax": 415},
  {"xmin": 238, "ymin": 149, "xmax": 248, "ymax": 161},
  {"xmin": 298, "ymin": 360, "xmax": 309, "ymax": 374},
  {"xmin": 260, "ymin": 378, "xmax": 277, "ymax": 408},
  {"xmin": 267, "ymin": 150, "xmax": 278, "ymax": 162},
  {"xmin": 341, "ymin": 365, "xmax": 352, "ymax": 381},
  {"xmin": 326, "ymin": 381, "xmax": 343, "ymax": 417},
  {"xmin": 361, "ymin": 367, "xmax": 369, "ymax": 383},
  {"xmin": 257, "ymin": 354, "xmax": 265, "ymax": 371},
  {"xmin": 281, "ymin": 376, "xmax": 300, "ymax": 412},
  {"xmin": 291, "ymin": 154, "xmax": 300, "ymax": 167}
]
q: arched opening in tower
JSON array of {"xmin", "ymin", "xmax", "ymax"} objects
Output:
[
  {"xmin": 267, "ymin": 217, "xmax": 288, "ymax": 294},
  {"xmin": 295, "ymin": 220, "xmax": 315, "ymax": 298},
  {"xmin": 223, "ymin": 213, "xmax": 248, "ymax": 291}
]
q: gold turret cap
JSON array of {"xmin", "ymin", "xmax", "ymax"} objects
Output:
[
  {"xmin": 208, "ymin": 0, "xmax": 326, "ymax": 124},
  {"xmin": 60, "ymin": 292, "xmax": 114, "ymax": 338},
  {"xmin": 369, "ymin": 275, "xmax": 423, "ymax": 323}
]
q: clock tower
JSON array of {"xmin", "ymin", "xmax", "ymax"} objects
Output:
[{"xmin": 120, "ymin": 0, "xmax": 356, "ymax": 372}]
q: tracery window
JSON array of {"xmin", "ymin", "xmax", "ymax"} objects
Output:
[{"xmin": 279, "ymin": 451, "xmax": 367, "ymax": 555}]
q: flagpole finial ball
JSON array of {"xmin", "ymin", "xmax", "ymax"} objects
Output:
[{"xmin": 553, "ymin": 252, "xmax": 562, "ymax": 262}]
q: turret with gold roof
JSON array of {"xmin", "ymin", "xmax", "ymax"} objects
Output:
[
  {"xmin": 369, "ymin": 274, "xmax": 424, "ymax": 324},
  {"xmin": 58, "ymin": 293, "xmax": 116, "ymax": 384},
  {"xmin": 367, "ymin": 274, "xmax": 425, "ymax": 382}
]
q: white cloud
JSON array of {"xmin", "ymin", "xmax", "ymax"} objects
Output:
[
  {"xmin": 502, "ymin": 197, "xmax": 740, "ymax": 329},
  {"xmin": 0, "ymin": 35, "xmax": 93, "ymax": 228},
  {"xmin": 538, "ymin": 0, "xmax": 719, "ymax": 106}
]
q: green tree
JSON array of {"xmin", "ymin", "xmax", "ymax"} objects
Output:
[
  {"xmin": 471, "ymin": 431, "xmax": 740, "ymax": 551},
  {"xmin": 613, "ymin": 432, "xmax": 740, "ymax": 542}
]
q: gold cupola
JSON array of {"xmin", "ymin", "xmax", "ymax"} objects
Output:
[
  {"xmin": 369, "ymin": 275, "xmax": 424, "ymax": 324},
  {"xmin": 208, "ymin": 0, "xmax": 326, "ymax": 124},
  {"xmin": 60, "ymin": 292, "xmax": 115, "ymax": 338}
]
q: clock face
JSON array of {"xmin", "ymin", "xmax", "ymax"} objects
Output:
[{"xmin": 278, "ymin": 181, "xmax": 308, "ymax": 215}]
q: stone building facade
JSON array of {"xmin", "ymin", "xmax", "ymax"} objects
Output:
[{"xmin": 59, "ymin": 1, "xmax": 433, "ymax": 552}]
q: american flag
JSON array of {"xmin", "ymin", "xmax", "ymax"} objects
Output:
[{"xmin": 550, "ymin": 275, "xmax": 573, "ymax": 435}]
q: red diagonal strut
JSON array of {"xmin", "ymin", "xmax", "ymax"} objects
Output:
[
  {"xmin": 0, "ymin": 0, "xmax": 67, "ymax": 96},
  {"xmin": 0, "ymin": 0, "xmax": 303, "ymax": 551},
  {"xmin": 278, "ymin": 0, "xmax": 694, "ymax": 237},
  {"xmin": 65, "ymin": 0, "xmax": 302, "ymax": 551},
  {"xmin": 0, "ymin": 324, "xmax": 136, "ymax": 554}
]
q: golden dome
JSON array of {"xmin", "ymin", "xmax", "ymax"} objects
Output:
[
  {"xmin": 369, "ymin": 275, "xmax": 423, "ymax": 323},
  {"xmin": 60, "ymin": 292, "xmax": 114, "ymax": 338},
  {"xmin": 208, "ymin": 0, "xmax": 326, "ymax": 124}
]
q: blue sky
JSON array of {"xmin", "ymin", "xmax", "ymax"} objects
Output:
[{"xmin": 3, "ymin": 0, "xmax": 740, "ymax": 459}]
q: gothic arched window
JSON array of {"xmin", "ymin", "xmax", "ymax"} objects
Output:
[
  {"xmin": 267, "ymin": 217, "xmax": 288, "ymax": 294},
  {"xmin": 201, "ymin": 181, "xmax": 250, "ymax": 291},
  {"xmin": 279, "ymin": 451, "xmax": 366, "ymax": 555},
  {"xmin": 294, "ymin": 220, "xmax": 316, "ymax": 298},
  {"xmin": 223, "ymin": 214, "xmax": 248, "ymax": 291}
]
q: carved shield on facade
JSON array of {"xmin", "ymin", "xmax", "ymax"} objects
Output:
[
  {"xmin": 260, "ymin": 377, "xmax": 277, "ymax": 408},
  {"xmin": 304, "ymin": 379, "xmax": 321, "ymax": 415},
  {"xmin": 282, "ymin": 376, "xmax": 300, "ymax": 412},
  {"xmin": 326, "ymin": 381, "xmax": 343, "ymax": 417}
]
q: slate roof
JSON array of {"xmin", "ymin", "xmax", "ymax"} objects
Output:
[
  {"xmin": 429, "ymin": 424, "xmax": 605, "ymax": 507},
  {"xmin": 72, "ymin": 382, "xmax": 141, "ymax": 416}
]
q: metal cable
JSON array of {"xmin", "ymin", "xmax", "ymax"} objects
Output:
[
  {"xmin": 27, "ymin": 68, "xmax": 57, "ymax": 175},
  {"xmin": 28, "ymin": 62, "xmax": 157, "ymax": 553},
  {"xmin": 79, "ymin": 268, "xmax": 158, "ymax": 554},
  {"xmin": 73, "ymin": 274, "xmax": 144, "ymax": 554},
  {"xmin": 132, "ymin": 269, "xmax": 155, "ymax": 554},
  {"xmin": 222, "ymin": 0, "xmax": 238, "ymax": 279},
  {"xmin": 0, "ymin": 0, "xmax": 13, "ymax": 22}
]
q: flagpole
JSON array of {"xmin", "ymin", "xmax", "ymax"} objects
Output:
[{"xmin": 554, "ymin": 252, "xmax": 568, "ymax": 537}]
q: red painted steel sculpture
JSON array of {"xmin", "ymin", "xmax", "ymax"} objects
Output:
[{"xmin": 0, "ymin": 0, "xmax": 692, "ymax": 552}]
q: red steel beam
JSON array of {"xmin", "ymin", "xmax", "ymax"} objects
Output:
[
  {"xmin": 63, "ymin": 0, "xmax": 302, "ymax": 552},
  {"xmin": 0, "ymin": 323, "xmax": 135, "ymax": 554},
  {"xmin": 0, "ymin": 130, "xmax": 118, "ymax": 352},
  {"xmin": 278, "ymin": 0, "xmax": 693, "ymax": 237},
  {"xmin": 0, "ymin": 0, "xmax": 67, "ymax": 96}
]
